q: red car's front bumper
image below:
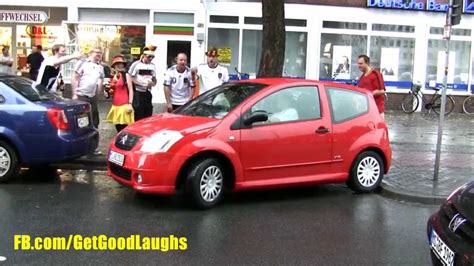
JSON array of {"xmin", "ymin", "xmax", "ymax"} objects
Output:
[{"xmin": 106, "ymin": 144, "xmax": 188, "ymax": 195}]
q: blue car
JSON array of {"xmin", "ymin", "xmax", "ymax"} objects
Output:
[{"xmin": 0, "ymin": 74, "xmax": 98, "ymax": 182}]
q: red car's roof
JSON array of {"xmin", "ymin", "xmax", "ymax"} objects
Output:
[{"xmin": 237, "ymin": 78, "xmax": 364, "ymax": 92}]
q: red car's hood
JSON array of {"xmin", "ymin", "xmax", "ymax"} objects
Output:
[{"xmin": 126, "ymin": 113, "xmax": 221, "ymax": 137}]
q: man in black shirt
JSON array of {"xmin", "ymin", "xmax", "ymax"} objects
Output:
[{"xmin": 26, "ymin": 45, "xmax": 44, "ymax": 81}]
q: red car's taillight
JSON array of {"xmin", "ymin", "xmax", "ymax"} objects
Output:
[{"xmin": 47, "ymin": 108, "xmax": 69, "ymax": 130}]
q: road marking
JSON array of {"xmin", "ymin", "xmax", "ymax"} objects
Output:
[{"xmin": 0, "ymin": 256, "xmax": 6, "ymax": 262}]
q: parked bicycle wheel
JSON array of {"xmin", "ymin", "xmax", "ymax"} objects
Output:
[
  {"xmin": 401, "ymin": 93, "xmax": 419, "ymax": 114},
  {"xmin": 432, "ymin": 95, "xmax": 455, "ymax": 115},
  {"xmin": 462, "ymin": 96, "xmax": 474, "ymax": 114}
]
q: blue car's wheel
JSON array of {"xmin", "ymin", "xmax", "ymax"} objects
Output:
[{"xmin": 0, "ymin": 140, "xmax": 19, "ymax": 183}]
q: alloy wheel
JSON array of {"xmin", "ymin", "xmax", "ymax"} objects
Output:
[
  {"xmin": 199, "ymin": 166, "xmax": 223, "ymax": 202},
  {"xmin": 0, "ymin": 147, "xmax": 11, "ymax": 177},
  {"xmin": 356, "ymin": 157, "xmax": 381, "ymax": 188}
]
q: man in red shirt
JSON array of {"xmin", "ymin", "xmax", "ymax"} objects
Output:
[{"xmin": 357, "ymin": 55, "xmax": 386, "ymax": 119}]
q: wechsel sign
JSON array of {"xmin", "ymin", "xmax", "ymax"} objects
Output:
[{"xmin": 0, "ymin": 10, "xmax": 49, "ymax": 23}]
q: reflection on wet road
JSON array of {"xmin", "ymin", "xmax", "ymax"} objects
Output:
[{"xmin": 0, "ymin": 168, "xmax": 437, "ymax": 265}]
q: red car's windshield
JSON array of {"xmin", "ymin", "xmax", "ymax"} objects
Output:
[{"xmin": 175, "ymin": 82, "xmax": 267, "ymax": 118}]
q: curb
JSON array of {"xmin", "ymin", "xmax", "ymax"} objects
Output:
[
  {"xmin": 52, "ymin": 157, "xmax": 107, "ymax": 171},
  {"xmin": 379, "ymin": 182, "xmax": 446, "ymax": 205}
]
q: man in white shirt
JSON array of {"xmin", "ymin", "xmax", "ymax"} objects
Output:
[
  {"xmin": 0, "ymin": 46, "xmax": 14, "ymax": 74},
  {"xmin": 164, "ymin": 53, "xmax": 195, "ymax": 112},
  {"xmin": 192, "ymin": 47, "xmax": 229, "ymax": 95},
  {"xmin": 127, "ymin": 48, "xmax": 157, "ymax": 121},
  {"xmin": 36, "ymin": 44, "xmax": 84, "ymax": 91},
  {"xmin": 71, "ymin": 47, "xmax": 105, "ymax": 129}
]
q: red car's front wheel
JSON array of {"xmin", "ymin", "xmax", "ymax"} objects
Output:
[{"xmin": 185, "ymin": 158, "xmax": 225, "ymax": 209}]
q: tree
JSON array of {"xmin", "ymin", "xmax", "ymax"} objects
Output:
[{"xmin": 257, "ymin": 0, "xmax": 286, "ymax": 78}]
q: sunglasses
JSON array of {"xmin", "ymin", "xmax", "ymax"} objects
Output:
[{"xmin": 146, "ymin": 55, "xmax": 154, "ymax": 58}]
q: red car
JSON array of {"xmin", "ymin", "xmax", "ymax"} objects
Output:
[{"xmin": 107, "ymin": 78, "xmax": 391, "ymax": 208}]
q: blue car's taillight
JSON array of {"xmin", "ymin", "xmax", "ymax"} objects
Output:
[{"xmin": 47, "ymin": 108, "xmax": 69, "ymax": 130}]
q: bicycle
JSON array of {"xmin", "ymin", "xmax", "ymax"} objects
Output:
[
  {"xmin": 462, "ymin": 95, "xmax": 474, "ymax": 114},
  {"xmin": 401, "ymin": 83, "xmax": 455, "ymax": 115},
  {"xmin": 233, "ymin": 67, "xmax": 250, "ymax": 81}
]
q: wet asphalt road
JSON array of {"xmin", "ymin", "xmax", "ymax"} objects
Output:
[{"xmin": 0, "ymin": 168, "xmax": 437, "ymax": 265}]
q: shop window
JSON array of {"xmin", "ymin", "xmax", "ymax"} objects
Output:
[
  {"xmin": 210, "ymin": 15, "xmax": 239, "ymax": 24},
  {"xmin": 319, "ymin": 34, "xmax": 367, "ymax": 80},
  {"xmin": 79, "ymin": 8, "xmax": 149, "ymax": 24},
  {"xmin": 322, "ymin": 21, "xmax": 367, "ymax": 30},
  {"xmin": 285, "ymin": 19, "xmax": 307, "ymax": 27},
  {"xmin": 244, "ymin": 17, "xmax": 306, "ymax": 27},
  {"xmin": 426, "ymin": 39, "xmax": 471, "ymax": 91},
  {"xmin": 62, "ymin": 24, "xmax": 146, "ymax": 79},
  {"xmin": 471, "ymin": 54, "xmax": 474, "ymax": 93},
  {"xmin": 430, "ymin": 27, "xmax": 471, "ymax": 36},
  {"xmin": 208, "ymin": 28, "xmax": 240, "ymax": 74},
  {"xmin": 372, "ymin": 24, "xmax": 414, "ymax": 33},
  {"xmin": 244, "ymin": 17, "xmax": 262, "ymax": 25},
  {"xmin": 154, "ymin": 12, "xmax": 194, "ymax": 24},
  {"xmin": 242, "ymin": 30, "xmax": 307, "ymax": 78},
  {"xmin": 369, "ymin": 36, "xmax": 415, "ymax": 87}
]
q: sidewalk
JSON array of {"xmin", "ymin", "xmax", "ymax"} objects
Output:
[
  {"xmin": 381, "ymin": 111, "xmax": 474, "ymax": 204},
  {"xmin": 68, "ymin": 100, "xmax": 474, "ymax": 204}
]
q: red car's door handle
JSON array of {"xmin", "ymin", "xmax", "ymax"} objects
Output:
[{"xmin": 315, "ymin": 127, "xmax": 330, "ymax": 134}]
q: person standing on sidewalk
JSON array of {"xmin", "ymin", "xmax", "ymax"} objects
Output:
[
  {"xmin": 71, "ymin": 47, "xmax": 105, "ymax": 131},
  {"xmin": 26, "ymin": 45, "xmax": 44, "ymax": 80},
  {"xmin": 164, "ymin": 53, "xmax": 195, "ymax": 112},
  {"xmin": 36, "ymin": 44, "xmax": 84, "ymax": 92},
  {"xmin": 106, "ymin": 55, "xmax": 134, "ymax": 132},
  {"xmin": 356, "ymin": 54, "xmax": 386, "ymax": 119},
  {"xmin": 191, "ymin": 47, "xmax": 229, "ymax": 95},
  {"xmin": 127, "ymin": 48, "xmax": 157, "ymax": 121},
  {"xmin": 0, "ymin": 46, "xmax": 14, "ymax": 74}
]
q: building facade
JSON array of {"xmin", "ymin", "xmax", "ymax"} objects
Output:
[{"xmin": 1, "ymin": 0, "xmax": 473, "ymax": 106}]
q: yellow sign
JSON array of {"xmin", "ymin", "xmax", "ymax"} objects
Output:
[
  {"xmin": 131, "ymin": 47, "xmax": 141, "ymax": 55},
  {"xmin": 218, "ymin": 48, "xmax": 231, "ymax": 64}
]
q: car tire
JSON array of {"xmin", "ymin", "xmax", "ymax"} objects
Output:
[
  {"xmin": 347, "ymin": 151, "xmax": 384, "ymax": 193},
  {"xmin": 0, "ymin": 140, "xmax": 19, "ymax": 183},
  {"xmin": 184, "ymin": 158, "xmax": 225, "ymax": 209}
]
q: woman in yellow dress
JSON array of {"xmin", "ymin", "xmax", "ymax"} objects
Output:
[{"xmin": 106, "ymin": 55, "xmax": 134, "ymax": 132}]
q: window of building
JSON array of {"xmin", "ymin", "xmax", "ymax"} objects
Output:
[
  {"xmin": 153, "ymin": 12, "xmax": 194, "ymax": 24},
  {"xmin": 251, "ymin": 86, "xmax": 320, "ymax": 125},
  {"xmin": 426, "ymin": 39, "xmax": 471, "ymax": 91},
  {"xmin": 327, "ymin": 86, "xmax": 368, "ymax": 123},
  {"xmin": 209, "ymin": 15, "xmax": 239, "ymax": 24},
  {"xmin": 243, "ymin": 17, "xmax": 307, "ymax": 27},
  {"xmin": 241, "ymin": 30, "xmax": 307, "ymax": 78},
  {"xmin": 322, "ymin": 21, "xmax": 367, "ymax": 30},
  {"xmin": 369, "ymin": 36, "xmax": 415, "ymax": 87},
  {"xmin": 430, "ymin": 27, "xmax": 471, "ymax": 36},
  {"xmin": 208, "ymin": 28, "xmax": 240, "ymax": 75},
  {"xmin": 319, "ymin": 34, "xmax": 367, "ymax": 80},
  {"xmin": 372, "ymin": 24, "xmax": 415, "ymax": 33}
]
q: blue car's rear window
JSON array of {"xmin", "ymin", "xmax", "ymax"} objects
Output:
[{"xmin": 1, "ymin": 77, "xmax": 58, "ymax": 102}]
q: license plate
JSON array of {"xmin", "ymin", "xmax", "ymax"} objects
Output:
[
  {"xmin": 108, "ymin": 150, "xmax": 125, "ymax": 166},
  {"xmin": 430, "ymin": 229, "xmax": 455, "ymax": 266},
  {"xmin": 77, "ymin": 115, "xmax": 89, "ymax": 128}
]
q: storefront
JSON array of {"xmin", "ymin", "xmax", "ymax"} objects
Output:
[
  {"xmin": 206, "ymin": 0, "xmax": 474, "ymax": 96},
  {"xmin": 0, "ymin": 6, "xmax": 67, "ymax": 76},
  {"xmin": 3, "ymin": 0, "xmax": 474, "ymax": 108}
]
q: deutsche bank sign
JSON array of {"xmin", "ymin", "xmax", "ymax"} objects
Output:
[{"xmin": 367, "ymin": 0, "xmax": 450, "ymax": 12}]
